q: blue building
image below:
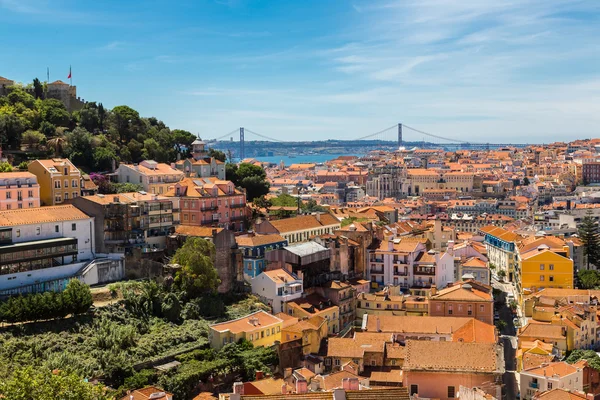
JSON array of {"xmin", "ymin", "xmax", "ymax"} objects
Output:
[{"xmin": 236, "ymin": 234, "xmax": 288, "ymax": 280}]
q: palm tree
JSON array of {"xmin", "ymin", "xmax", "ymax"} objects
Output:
[{"xmin": 47, "ymin": 135, "xmax": 66, "ymax": 157}]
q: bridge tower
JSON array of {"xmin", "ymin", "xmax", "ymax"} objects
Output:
[
  {"xmin": 239, "ymin": 127, "xmax": 245, "ymax": 160},
  {"xmin": 398, "ymin": 123, "xmax": 403, "ymax": 147}
]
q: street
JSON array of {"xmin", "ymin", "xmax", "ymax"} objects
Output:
[{"xmin": 492, "ymin": 277, "xmax": 520, "ymax": 399}]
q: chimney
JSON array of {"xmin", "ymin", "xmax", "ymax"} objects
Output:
[
  {"xmin": 284, "ymin": 367, "xmax": 292, "ymax": 379},
  {"xmin": 376, "ymin": 317, "xmax": 381, "ymax": 332},
  {"xmin": 388, "ymin": 239, "xmax": 394, "ymax": 251},
  {"xmin": 281, "ymin": 383, "xmax": 287, "ymax": 395},
  {"xmin": 296, "ymin": 379, "xmax": 308, "ymax": 394},
  {"xmin": 256, "ymin": 371, "xmax": 264, "ymax": 380},
  {"xmin": 233, "ymin": 382, "xmax": 244, "ymax": 395},
  {"xmin": 316, "ymin": 213, "xmax": 321, "ymax": 222},
  {"xmin": 430, "ymin": 284, "xmax": 437, "ymax": 296}
]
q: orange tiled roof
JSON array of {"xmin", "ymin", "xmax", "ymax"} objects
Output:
[
  {"xmin": 210, "ymin": 310, "xmax": 282, "ymax": 334},
  {"xmin": 404, "ymin": 340, "xmax": 500, "ymax": 373},
  {"xmin": 0, "ymin": 205, "xmax": 90, "ymax": 226}
]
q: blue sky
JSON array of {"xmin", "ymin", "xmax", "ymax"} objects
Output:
[{"xmin": 1, "ymin": 0, "xmax": 599, "ymax": 143}]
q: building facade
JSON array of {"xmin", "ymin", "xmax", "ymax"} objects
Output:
[
  {"xmin": 0, "ymin": 172, "xmax": 40, "ymax": 210},
  {"xmin": 115, "ymin": 160, "xmax": 184, "ymax": 195},
  {"xmin": 28, "ymin": 158, "xmax": 82, "ymax": 206}
]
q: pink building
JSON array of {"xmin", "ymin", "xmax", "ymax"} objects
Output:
[
  {"xmin": 428, "ymin": 280, "xmax": 494, "ymax": 325},
  {"xmin": 403, "ymin": 340, "xmax": 503, "ymax": 399},
  {"xmin": 0, "ymin": 172, "xmax": 41, "ymax": 210},
  {"xmin": 166, "ymin": 177, "xmax": 247, "ymax": 231}
]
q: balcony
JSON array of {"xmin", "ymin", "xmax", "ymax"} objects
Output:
[
  {"xmin": 414, "ymin": 266, "xmax": 435, "ymax": 276},
  {"xmin": 529, "ymin": 382, "xmax": 538, "ymax": 389},
  {"xmin": 393, "ymin": 269, "xmax": 408, "ymax": 276},
  {"xmin": 230, "ymin": 203, "xmax": 246, "ymax": 209},
  {"xmin": 370, "ymin": 258, "xmax": 384, "ymax": 263},
  {"xmin": 231, "ymin": 215, "xmax": 245, "ymax": 222},
  {"xmin": 201, "ymin": 205, "xmax": 218, "ymax": 211},
  {"xmin": 370, "ymin": 268, "xmax": 384, "ymax": 274}
]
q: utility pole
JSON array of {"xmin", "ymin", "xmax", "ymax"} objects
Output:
[{"xmin": 239, "ymin": 127, "xmax": 245, "ymax": 160}]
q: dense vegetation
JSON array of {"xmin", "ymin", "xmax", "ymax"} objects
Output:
[
  {"xmin": 0, "ymin": 85, "xmax": 197, "ymax": 170},
  {"xmin": 566, "ymin": 349, "xmax": 600, "ymax": 372},
  {"xmin": 0, "ymin": 82, "xmax": 271, "ymax": 197},
  {"xmin": 0, "ymin": 279, "xmax": 92, "ymax": 323},
  {"xmin": 0, "ymin": 367, "xmax": 112, "ymax": 400},
  {"xmin": 0, "ymin": 238, "xmax": 274, "ymax": 399}
]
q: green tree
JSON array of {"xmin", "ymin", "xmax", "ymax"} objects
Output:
[
  {"xmin": 0, "ymin": 367, "xmax": 112, "ymax": 400},
  {"xmin": 21, "ymin": 129, "xmax": 46, "ymax": 149},
  {"xmin": 0, "ymin": 162, "xmax": 13, "ymax": 172},
  {"xmin": 78, "ymin": 102, "xmax": 101, "ymax": 132},
  {"xmin": 93, "ymin": 146, "xmax": 117, "ymax": 171},
  {"xmin": 172, "ymin": 237, "xmax": 220, "ymax": 297},
  {"xmin": 40, "ymin": 98, "xmax": 70, "ymax": 127},
  {"xmin": 232, "ymin": 163, "xmax": 270, "ymax": 201},
  {"xmin": 566, "ymin": 350, "xmax": 600, "ymax": 372},
  {"xmin": 112, "ymin": 183, "xmax": 143, "ymax": 193},
  {"xmin": 33, "ymin": 78, "xmax": 44, "ymax": 99},
  {"xmin": 62, "ymin": 279, "xmax": 93, "ymax": 315},
  {"xmin": 579, "ymin": 211, "xmax": 600, "ymax": 268},
  {"xmin": 109, "ymin": 105, "xmax": 141, "ymax": 144},
  {"xmin": 522, "ymin": 177, "xmax": 530, "ymax": 186},
  {"xmin": 208, "ymin": 148, "xmax": 226, "ymax": 162},
  {"xmin": 577, "ymin": 269, "xmax": 600, "ymax": 289}
]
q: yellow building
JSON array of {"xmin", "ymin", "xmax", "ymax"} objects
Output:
[
  {"xmin": 517, "ymin": 246, "xmax": 573, "ymax": 302},
  {"xmin": 208, "ymin": 310, "xmax": 283, "ymax": 350},
  {"xmin": 28, "ymin": 158, "xmax": 81, "ymax": 206},
  {"xmin": 281, "ymin": 315, "xmax": 328, "ymax": 355},
  {"xmin": 355, "ymin": 291, "xmax": 406, "ymax": 320},
  {"xmin": 516, "ymin": 340, "xmax": 554, "ymax": 372}
]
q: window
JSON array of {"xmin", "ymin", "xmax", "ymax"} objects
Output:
[
  {"xmin": 64, "ymin": 180, "xmax": 69, "ymax": 188},
  {"xmin": 16, "ymin": 229, "xmax": 20, "ymax": 237},
  {"xmin": 28, "ymin": 190, "xmax": 33, "ymax": 198},
  {"xmin": 55, "ymin": 225, "xmax": 59, "ymax": 233},
  {"xmin": 5, "ymin": 192, "xmax": 10, "ymax": 199},
  {"xmin": 184, "ymin": 214, "xmax": 188, "ymax": 221},
  {"xmin": 271, "ymin": 328, "xmax": 275, "ymax": 335},
  {"xmin": 448, "ymin": 386, "xmax": 455, "ymax": 398},
  {"xmin": 365, "ymin": 302, "xmax": 370, "ymax": 308},
  {"xmin": 334, "ymin": 359, "xmax": 340, "ymax": 366},
  {"xmin": 36, "ymin": 227, "xmax": 40, "ymax": 235},
  {"xmin": 540, "ymin": 264, "xmax": 545, "ymax": 270},
  {"xmin": 549, "ymin": 276, "xmax": 554, "ymax": 282},
  {"xmin": 73, "ymin": 192, "xmax": 77, "ymax": 198},
  {"xmin": 468, "ymin": 305, "xmax": 472, "ymax": 316},
  {"xmin": 540, "ymin": 275, "xmax": 545, "ymax": 281},
  {"xmin": 71, "ymin": 223, "xmax": 76, "ymax": 231},
  {"xmin": 549, "ymin": 264, "xmax": 554, "ymax": 270},
  {"xmin": 266, "ymin": 329, "xmax": 270, "ymax": 337},
  {"xmin": 376, "ymin": 303, "xmax": 381, "ymax": 309},
  {"xmin": 249, "ymin": 334, "xmax": 253, "ymax": 341},
  {"xmin": 191, "ymin": 214, "xmax": 196, "ymax": 221},
  {"xmin": 548, "ymin": 382, "xmax": 552, "ymax": 389},
  {"xmin": 261, "ymin": 331, "xmax": 264, "ymax": 338},
  {"xmin": 480, "ymin": 304, "xmax": 484, "ymax": 312},
  {"xmin": 391, "ymin": 360, "xmax": 396, "ymax": 365},
  {"xmin": 371, "ymin": 360, "xmax": 375, "ymax": 366},
  {"xmin": 410, "ymin": 385, "xmax": 418, "ymax": 396},
  {"xmin": 448, "ymin": 305, "xmax": 453, "ymax": 315},
  {"xmin": 72, "ymin": 179, "xmax": 78, "ymax": 187},
  {"xmin": 63, "ymin": 167, "xmax": 68, "ymax": 175},
  {"xmin": 54, "ymin": 180, "xmax": 61, "ymax": 188},
  {"xmin": 64, "ymin": 193, "xmax": 69, "ymax": 200}
]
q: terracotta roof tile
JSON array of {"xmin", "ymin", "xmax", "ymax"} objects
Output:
[
  {"xmin": 0, "ymin": 205, "xmax": 90, "ymax": 226},
  {"xmin": 404, "ymin": 340, "xmax": 501, "ymax": 373}
]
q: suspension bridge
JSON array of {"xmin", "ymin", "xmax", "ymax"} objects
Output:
[{"xmin": 207, "ymin": 123, "xmax": 527, "ymax": 159}]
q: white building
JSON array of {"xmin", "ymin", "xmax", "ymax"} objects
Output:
[
  {"xmin": 0, "ymin": 205, "xmax": 104, "ymax": 294},
  {"xmin": 520, "ymin": 362, "xmax": 583, "ymax": 399},
  {"xmin": 115, "ymin": 160, "xmax": 184, "ymax": 195},
  {"xmin": 251, "ymin": 268, "xmax": 303, "ymax": 314},
  {"xmin": 367, "ymin": 238, "xmax": 455, "ymax": 290}
]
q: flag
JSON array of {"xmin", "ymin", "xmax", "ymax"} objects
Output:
[{"xmin": 67, "ymin": 66, "xmax": 71, "ymax": 80}]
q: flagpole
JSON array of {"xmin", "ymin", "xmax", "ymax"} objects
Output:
[{"xmin": 69, "ymin": 65, "xmax": 72, "ymax": 86}]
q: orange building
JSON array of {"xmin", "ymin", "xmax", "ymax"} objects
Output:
[{"xmin": 428, "ymin": 280, "xmax": 494, "ymax": 325}]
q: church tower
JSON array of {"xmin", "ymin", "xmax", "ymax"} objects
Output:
[{"xmin": 191, "ymin": 137, "xmax": 207, "ymax": 160}]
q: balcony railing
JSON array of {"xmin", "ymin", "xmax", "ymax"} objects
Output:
[
  {"xmin": 201, "ymin": 205, "xmax": 218, "ymax": 211},
  {"xmin": 414, "ymin": 267, "xmax": 435, "ymax": 276},
  {"xmin": 231, "ymin": 215, "xmax": 245, "ymax": 222},
  {"xmin": 370, "ymin": 259, "xmax": 384, "ymax": 263},
  {"xmin": 529, "ymin": 382, "xmax": 538, "ymax": 389},
  {"xmin": 370, "ymin": 269, "xmax": 384, "ymax": 274},
  {"xmin": 230, "ymin": 203, "xmax": 246, "ymax": 208}
]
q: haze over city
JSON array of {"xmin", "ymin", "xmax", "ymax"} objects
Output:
[{"xmin": 1, "ymin": 0, "xmax": 599, "ymax": 143}]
